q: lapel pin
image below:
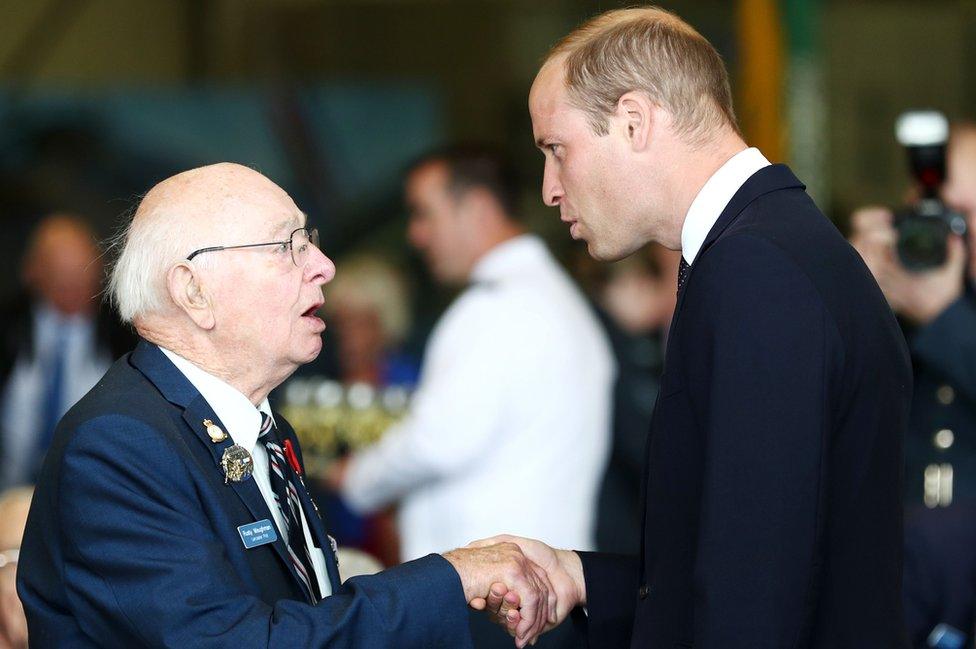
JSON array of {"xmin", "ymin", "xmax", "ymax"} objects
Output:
[
  {"xmin": 203, "ymin": 419, "xmax": 227, "ymax": 443},
  {"xmin": 329, "ymin": 535, "xmax": 339, "ymax": 565},
  {"xmin": 221, "ymin": 445, "xmax": 253, "ymax": 484}
]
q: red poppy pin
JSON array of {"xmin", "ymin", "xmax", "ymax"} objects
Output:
[{"xmin": 282, "ymin": 439, "xmax": 303, "ymax": 477}]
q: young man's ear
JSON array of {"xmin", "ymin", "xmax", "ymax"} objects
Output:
[
  {"xmin": 617, "ymin": 91, "xmax": 655, "ymax": 151},
  {"xmin": 167, "ymin": 263, "xmax": 215, "ymax": 330}
]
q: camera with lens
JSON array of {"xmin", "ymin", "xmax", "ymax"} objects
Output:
[{"xmin": 894, "ymin": 111, "xmax": 967, "ymax": 271}]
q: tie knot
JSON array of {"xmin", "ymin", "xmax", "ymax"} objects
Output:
[
  {"xmin": 258, "ymin": 412, "xmax": 275, "ymax": 439},
  {"xmin": 677, "ymin": 257, "xmax": 692, "ymax": 293}
]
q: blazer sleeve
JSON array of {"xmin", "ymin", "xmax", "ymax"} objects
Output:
[
  {"xmin": 681, "ymin": 235, "xmax": 838, "ymax": 648},
  {"xmin": 52, "ymin": 415, "xmax": 472, "ymax": 649},
  {"xmin": 575, "ymin": 551, "xmax": 639, "ymax": 649}
]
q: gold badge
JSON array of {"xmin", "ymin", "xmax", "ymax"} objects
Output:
[
  {"xmin": 221, "ymin": 445, "xmax": 253, "ymax": 484},
  {"xmin": 204, "ymin": 419, "xmax": 227, "ymax": 443}
]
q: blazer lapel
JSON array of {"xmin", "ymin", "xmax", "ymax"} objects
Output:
[{"xmin": 129, "ymin": 340, "xmax": 319, "ymax": 602}]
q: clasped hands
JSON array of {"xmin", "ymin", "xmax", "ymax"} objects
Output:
[{"xmin": 443, "ymin": 535, "xmax": 585, "ymax": 648}]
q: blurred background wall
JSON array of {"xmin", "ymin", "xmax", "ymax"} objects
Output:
[{"xmin": 0, "ymin": 0, "xmax": 974, "ymax": 301}]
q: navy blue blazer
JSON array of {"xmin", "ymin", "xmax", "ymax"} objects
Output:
[
  {"xmin": 576, "ymin": 166, "xmax": 913, "ymax": 648},
  {"xmin": 18, "ymin": 341, "xmax": 472, "ymax": 648}
]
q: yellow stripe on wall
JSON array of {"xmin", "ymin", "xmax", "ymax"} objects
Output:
[{"xmin": 736, "ymin": 0, "xmax": 786, "ymax": 162}]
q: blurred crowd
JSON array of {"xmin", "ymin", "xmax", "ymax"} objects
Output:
[{"xmin": 1, "ymin": 128, "xmax": 976, "ymax": 647}]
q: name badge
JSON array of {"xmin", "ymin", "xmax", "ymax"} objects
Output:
[{"xmin": 238, "ymin": 519, "xmax": 278, "ymax": 549}]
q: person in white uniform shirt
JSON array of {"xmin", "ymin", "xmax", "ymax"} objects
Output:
[{"xmin": 333, "ymin": 146, "xmax": 614, "ymax": 649}]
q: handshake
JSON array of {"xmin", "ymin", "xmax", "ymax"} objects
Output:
[{"xmin": 442, "ymin": 535, "xmax": 586, "ymax": 648}]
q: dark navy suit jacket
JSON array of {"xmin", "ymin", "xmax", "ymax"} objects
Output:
[
  {"xmin": 575, "ymin": 166, "xmax": 913, "ymax": 648},
  {"xmin": 18, "ymin": 341, "xmax": 472, "ymax": 648}
]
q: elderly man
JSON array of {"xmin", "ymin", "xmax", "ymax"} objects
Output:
[
  {"xmin": 475, "ymin": 7, "xmax": 913, "ymax": 649},
  {"xmin": 17, "ymin": 163, "xmax": 555, "ymax": 648}
]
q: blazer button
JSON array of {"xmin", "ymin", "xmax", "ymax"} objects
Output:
[
  {"xmin": 937, "ymin": 385, "xmax": 956, "ymax": 405},
  {"xmin": 934, "ymin": 429, "xmax": 954, "ymax": 450},
  {"xmin": 638, "ymin": 584, "xmax": 649, "ymax": 599}
]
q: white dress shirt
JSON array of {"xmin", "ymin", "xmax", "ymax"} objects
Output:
[
  {"xmin": 681, "ymin": 147, "xmax": 771, "ymax": 264},
  {"xmin": 0, "ymin": 304, "xmax": 111, "ymax": 487},
  {"xmin": 343, "ymin": 234, "xmax": 615, "ymax": 561},
  {"xmin": 160, "ymin": 348, "xmax": 332, "ymax": 597}
]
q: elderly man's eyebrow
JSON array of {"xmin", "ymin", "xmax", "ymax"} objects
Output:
[{"xmin": 269, "ymin": 214, "xmax": 304, "ymax": 238}]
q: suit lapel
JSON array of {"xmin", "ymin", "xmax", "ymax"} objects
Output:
[{"xmin": 129, "ymin": 340, "xmax": 320, "ymax": 602}]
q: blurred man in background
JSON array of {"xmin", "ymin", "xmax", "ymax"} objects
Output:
[
  {"xmin": 851, "ymin": 123, "xmax": 976, "ymax": 647},
  {"xmin": 333, "ymin": 145, "xmax": 614, "ymax": 649},
  {"xmin": 0, "ymin": 214, "xmax": 132, "ymax": 488},
  {"xmin": 850, "ymin": 122, "xmax": 976, "ymax": 507}
]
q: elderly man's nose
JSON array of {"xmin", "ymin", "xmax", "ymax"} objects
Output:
[{"xmin": 307, "ymin": 246, "xmax": 336, "ymax": 284}]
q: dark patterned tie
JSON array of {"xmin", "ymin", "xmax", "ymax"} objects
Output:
[
  {"xmin": 259, "ymin": 412, "xmax": 321, "ymax": 603},
  {"xmin": 677, "ymin": 256, "xmax": 691, "ymax": 294}
]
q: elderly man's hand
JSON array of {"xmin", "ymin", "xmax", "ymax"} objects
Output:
[
  {"xmin": 0, "ymin": 563, "xmax": 26, "ymax": 649},
  {"xmin": 849, "ymin": 206, "xmax": 966, "ymax": 325},
  {"xmin": 443, "ymin": 543, "xmax": 555, "ymax": 648},
  {"xmin": 466, "ymin": 535, "xmax": 584, "ymax": 643}
]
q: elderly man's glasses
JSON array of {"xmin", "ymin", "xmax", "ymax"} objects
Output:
[{"xmin": 186, "ymin": 227, "xmax": 320, "ymax": 267}]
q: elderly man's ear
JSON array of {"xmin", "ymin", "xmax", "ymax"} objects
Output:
[{"xmin": 167, "ymin": 264, "xmax": 216, "ymax": 330}]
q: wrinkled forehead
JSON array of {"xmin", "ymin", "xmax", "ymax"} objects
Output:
[{"xmin": 232, "ymin": 191, "xmax": 306, "ymax": 241}]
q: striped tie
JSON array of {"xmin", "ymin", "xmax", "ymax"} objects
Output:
[{"xmin": 259, "ymin": 412, "xmax": 321, "ymax": 603}]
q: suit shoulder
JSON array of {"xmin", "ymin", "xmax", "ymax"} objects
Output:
[
  {"xmin": 60, "ymin": 356, "xmax": 179, "ymax": 446},
  {"xmin": 692, "ymin": 232, "xmax": 825, "ymax": 306}
]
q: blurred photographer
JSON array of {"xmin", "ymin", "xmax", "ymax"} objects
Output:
[{"xmin": 851, "ymin": 118, "xmax": 976, "ymax": 509}]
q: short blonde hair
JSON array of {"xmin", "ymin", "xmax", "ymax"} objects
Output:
[{"xmin": 547, "ymin": 6, "xmax": 738, "ymax": 144}]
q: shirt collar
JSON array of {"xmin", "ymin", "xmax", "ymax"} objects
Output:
[
  {"xmin": 159, "ymin": 347, "xmax": 274, "ymax": 451},
  {"xmin": 680, "ymin": 147, "xmax": 770, "ymax": 265},
  {"xmin": 470, "ymin": 233, "xmax": 548, "ymax": 284},
  {"xmin": 34, "ymin": 301, "xmax": 94, "ymax": 333}
]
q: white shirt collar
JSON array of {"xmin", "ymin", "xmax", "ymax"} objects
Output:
[
  {"xmin": 470, "ymin": 233, "xmax": 548, "ymax": 284},
  {"xmin": 680, "ymin": 147, "xmax": 771, "ymax": 265},
  {"xmin": 159, "ymin": 347, "xmax": 274, "ymax": 451}
]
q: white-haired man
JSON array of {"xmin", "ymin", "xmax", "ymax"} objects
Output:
[{"xmin": 16, "ymin": 163, "xmax": 556, "ymax": 648}]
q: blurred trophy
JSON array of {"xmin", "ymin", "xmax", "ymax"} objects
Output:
[{"xmin": 282, "ymin": 378, "xmax": 411, "ymax": 477}]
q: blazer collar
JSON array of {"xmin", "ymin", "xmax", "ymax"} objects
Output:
[
  {"xmin": 671, "ymin": 165, "xmax": 806, "ymax": 322},
  {"xmin": 695, "ymin": 164, "xmax": 805, "ymax": 263}
]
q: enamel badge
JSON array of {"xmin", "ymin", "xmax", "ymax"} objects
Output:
[
  {"xmin": 203, "ymin": 419, "xmax": 227, "ymax": 443},
  {"xmin": 221, "ymin": 445, "xmax": 253, "ymax": 484}
]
